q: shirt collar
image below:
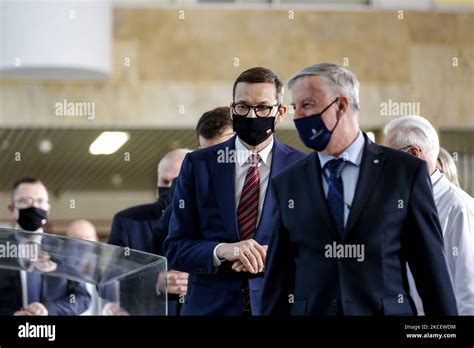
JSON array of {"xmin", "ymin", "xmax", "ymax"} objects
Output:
[
  {"xmin": 318, "ymin": 130, "xmax": 365, "ymax": 169},
  {"xmin": 235, "ymin": 136, "xmax": 274, "ymax": 167},
  {"xmin": 430, "ymin": 169, "xmax": 443, "ymax": 186}
]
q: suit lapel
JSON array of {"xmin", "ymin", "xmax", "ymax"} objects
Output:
[
  {"xmin": 344, "ymin": 135, "xmax": 385, "ymax": 237},
  {"xmin": 209, "ymin": 136, "xmax": 239, "ymax": 241},
  {"xmin": 306, "ymin": 152, "xmax": 341, "ymax": 241},
  {"xmin": 255, "ymin": 138, "xmax": 289, "ymax": 238}
]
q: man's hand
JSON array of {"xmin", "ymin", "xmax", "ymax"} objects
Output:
[
  {"xmin": 101, "ymin": 302, "xmax": 129, "ymax": 316},
  {"xmin": 14, "ymin": 302, "xmax": 48, "ymax": 316},
  {"xmin": 157, "ymin": 270, "xmax": 188, "ymax": 295},
  {"xmin": 231, "ymin": 245, "xmax": 268, "ymax": 273},
  {"xmin": 31, "ymin": 252, "xmax": 57, "ymax": 273},
  {"xmin": 216, "ymin": 240, "xmax": 267, "ymax": 274}
]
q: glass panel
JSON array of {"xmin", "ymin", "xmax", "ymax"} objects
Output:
[{"xmin": 0, "ymin": 227, "xmax": 167, "ymax": 315}]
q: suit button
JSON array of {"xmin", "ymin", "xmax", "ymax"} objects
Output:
[{"xmin": 331, "ymin": 299, "xmax": 338, "ymax": 305}]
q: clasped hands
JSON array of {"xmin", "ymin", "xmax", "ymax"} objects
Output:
[{"xmin": 216, "ymin": 240, "xmax": 268, "ymax": 274}]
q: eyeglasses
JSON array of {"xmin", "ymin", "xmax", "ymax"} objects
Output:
[
  {"xmin": 14, "ymin": 197, "xmax": 49, "ymax": 209},
  {"xmin": 397, "ymin": 145, "xmax": 423, "ymax": 154},
  {"xmin": 397, "ymin": 145, "xmax": 412, "ymax": 151},
  {"xmin": 232, "ymin": 103, "xmax": 279, "ymax": 118}
]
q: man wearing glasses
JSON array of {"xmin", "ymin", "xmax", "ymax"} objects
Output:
[
  {"xmin": 0, "ymin": 177, "xmax": 90, "ymax": 316},
  {"xmin": 164, "ymin": 67, "xmax": 307, "ymax": 315}
]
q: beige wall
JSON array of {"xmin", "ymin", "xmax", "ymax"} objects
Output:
[
  {"xmin": 0, "ymin": 8, "xmax": 472, "ymax": 234},
  {"xmin": 0, "ymin": 9, "xmax": 472, "ymax": 130}
]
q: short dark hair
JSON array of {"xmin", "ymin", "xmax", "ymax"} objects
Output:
[
  {"xmin": 232, "ymin": 67, "xmax": 283, "ymax": 103},
  {"xmin": 196, "ymin": 106, "xmax": 232, "ymax": 140},
  {"xmin": 12, "ymin": 177, "xmax": 44, "ymax": 200}
]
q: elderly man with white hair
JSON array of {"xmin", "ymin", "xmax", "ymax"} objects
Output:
[{"xmin": 384, "ymin": 115, "xmax": 474, "ymax": 315}]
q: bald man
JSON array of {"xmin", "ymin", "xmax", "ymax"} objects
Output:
[
  {"xmin": 66, "ymin": 219, "xmax": 98, "ymax": 242},
  {"xmin": 156, "ymin": 149, "xmax": 191, "ymax": 202},
  {"xmin": 108, "ymin": 148, "xmax": 190, "ymax": 253},
  {"xmin": 107, "ymin": 149, "xmax": 190, "ymax": 316},
  {"xmin": 65, "ymin": 219, "xmax": 100, "ymax": 315}
]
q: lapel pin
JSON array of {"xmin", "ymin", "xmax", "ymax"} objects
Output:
[{"xmin": 373, "ymin": 159, "xmax": 379, "ymax": 164}]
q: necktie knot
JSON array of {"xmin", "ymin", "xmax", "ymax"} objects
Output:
[
  {"xmin": 325, "ymin": 158, "xmax": 345, "ymax": 178},
  {"xmin": 248, "ymin": 153, "xmax": 262, "ymax": 167}
]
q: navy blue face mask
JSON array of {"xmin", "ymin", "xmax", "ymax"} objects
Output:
[{"xmin": 294, "ymin": 98, "xmax": 340, "ymax": 152}]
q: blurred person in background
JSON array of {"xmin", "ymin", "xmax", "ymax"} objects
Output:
[
  {"xmin": 108, "ymin": 148, "xmax": 190, "ymax": 252},
  {"xmin": 66, "ymin": 219, "xmax": 99, "ymax": 315},
  {"xmin": 196, "ymin": 106, "xmax": 235, "ymax": 148},
  {"xmin": 0, "ymin": 177, "xmax": 90, "ymax": 316},
  {"xmin": 437, "ymin": 147, "xmax": 461, "ymax": 188},
  {"xmin": 154, "ymin": 106, "xmax": 234, "ymax": 315},
  {"xmin": 384, "ymin": 115, "xmax": 474, "ymax": 315},
  {"xmin": 108, "ymin": 149, "xmax": 190, "ymax": 315},
  {"xmin": 66, "ymin": 219, "xmax": 98, "ymax": 242}
]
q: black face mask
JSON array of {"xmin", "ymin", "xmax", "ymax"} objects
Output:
[
  {"xmin": 157, "ymin": 186, "xmax": 171, "ymax": 207},
  {"xmin": 17, "ymin": 207, "xmax": 48, "ymax": 231},
  {"xmin": 232, "ymin": 115, "xmax": 275, "ymax": 146}
]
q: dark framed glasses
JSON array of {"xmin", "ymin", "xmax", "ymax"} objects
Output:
[{"xmin": 232, "ymin": 102, "xmax": 279, "ymax": 118}]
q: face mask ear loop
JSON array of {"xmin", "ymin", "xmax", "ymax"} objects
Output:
[
  {"xmin": 326, "ymin": 98, "xmax": 340, "ymax": 134},
  {"xmin": 329, "ymin": 113, "xmax": 342, "ymax": 134},
  {"xmin": 318, "ymin": 97, "xmax": 338, "ymax": 117}
]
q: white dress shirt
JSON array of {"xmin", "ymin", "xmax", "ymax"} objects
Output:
[
  {"xmin": 408, "ymin": 170, "xmax": 474, "ymax": 315},
  {"xmin": 212, "ymin": 136, "xmax": 274, "ymax": 266},
  {"xmin": 318, "ymin": 130, "xmax": 364, "ymax": 227},
  {"xmin": 80, "ymin": 283, "xmax": 100, "ymax": 315}
]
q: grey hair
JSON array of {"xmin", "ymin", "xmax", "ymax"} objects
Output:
[
  {"xmin": 384, "ymin": 115, "xmax": 440, "ymax": 164},
  {"xmin": 288, "ymin": 63, "xmax": 360, "ymax": 110},
  {"xmin": 437, "ymin": 147, "xmax": 460, "ymax": 187}
]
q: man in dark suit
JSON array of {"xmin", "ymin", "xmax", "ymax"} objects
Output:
[
  {"xmin": 154, "ymin": 107, "xmax": 234, "ymax": 256},
  {"xmin": 260, "ymin": 63, "xmax": 458, "ymax": 316},
  {"xmin": 107, "ymin": 149, "xmax": 190, "ymax": 315},
  {"xmin": 108, "ymin": 148, "xmax": 190, "ymax": 252},
  {"xmin": 154, "ymin": 106, "xmax": 234, "ymax": 315},
  {"xmin": 1, "ymin": 177, "xmax": 90, "ymax": 316},
  {"xmin": 0, "ymin": 267, "xmax": 91, "ymax": 316},
  {"xmin": 164, "ymin": 67, "xmax": 307, "ymax": 315}
]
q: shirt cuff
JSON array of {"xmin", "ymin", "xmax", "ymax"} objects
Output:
[{"xmin": 213, "ymin": 243, "xmax": 225, "ymax": 267}]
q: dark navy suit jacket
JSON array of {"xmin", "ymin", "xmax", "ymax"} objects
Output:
[
  {"xmin": 108, "ymin": 201, "xmax": 165, "ymax": 253},
  {"xmin": 0, "ymin": 266, "xmax": 90, "ymax": 316},
  {"xmin": 0, "ymin": 233, "xmax": 91, "ymax": 316},
  {"xmin": 261, "ymin": 134, "xmax": 458, "ymax": 316},
  {"xmin": 164, "ymin": 136, "xmax": 307, "ymax": 315}
]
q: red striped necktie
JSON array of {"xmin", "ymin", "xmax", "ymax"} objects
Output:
[{"xmin": 237, "ymin": 153, "xmax": 262, "ymax": 241}]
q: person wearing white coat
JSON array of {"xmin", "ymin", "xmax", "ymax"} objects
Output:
[{"xmin": 384, "ymin": 115, "xmax": 474, "ymax": 315}]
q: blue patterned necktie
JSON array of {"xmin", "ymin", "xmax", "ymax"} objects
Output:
[{"xmin": 325, "ymin": 158, "xmax": 346, "ymax": 236}]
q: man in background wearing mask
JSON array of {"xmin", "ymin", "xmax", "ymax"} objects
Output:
[
  {"xmin": 384, "ymin": 115, "xmax": 474, "ymax": 315},
  {"xmin": 108, "ymin": 148, "xmax": 190, "ymax": 253},
  {"xmin": 164, "ymin": 67, "xmax": 307, "ymax": 315},
  {"xmin": 107, "ymin": 148, "xmax": 190, "ymax": 314},
  {"xmin": 260, "ymin": 63, "xmax": 457, "ymax": 316},
  {"xmin": 154, "ymin": 106, "xmax": 234, "ymax": 315},
  {"xmin": 0, "ymin": 177, "xmax": 90, "ymax": 315}
]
